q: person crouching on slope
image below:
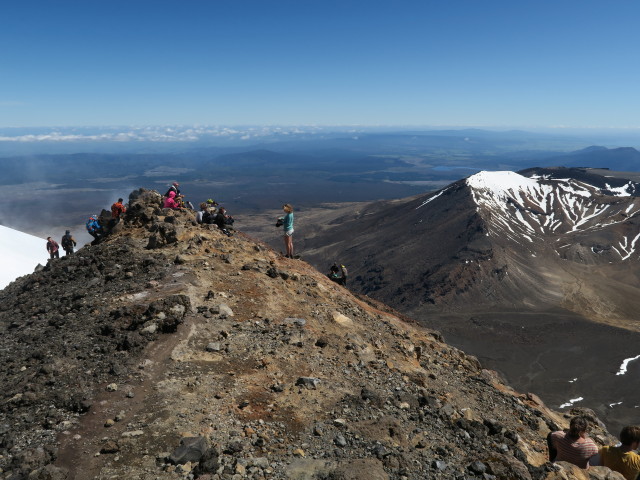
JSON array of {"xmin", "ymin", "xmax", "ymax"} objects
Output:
[
  {"xmin": 548, "ymin": 416, "xmax": 598, "ymax": 469},
  {"xmin": 600, "ymin": 425, "xmax": 640, "ymax": 480},
  {"xmin": 86, "ymin": 215, "xmax": 104, "ymax": 245}
]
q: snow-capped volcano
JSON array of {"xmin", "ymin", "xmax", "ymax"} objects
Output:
[
  {"xmin": 0, "ymin": 225, "xmax": 46, "ymax": 290},
  {"xmin": 295, "ymin": 167, "xmax": 640, "ymax": 439},
  {"xmin": 300, "ymin": 166, "xmax": 640, "ymax": 317},
  {"xmin": 465, "ymin": 169, "xmax": 640, "ymax": 262}
]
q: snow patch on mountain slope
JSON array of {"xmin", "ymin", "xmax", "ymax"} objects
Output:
[
  {"xmin": 416, "ymin": 186, "xmax": 451, "ymax": 209},
  {"xmin": 605, "ymin": 182, "xmax": 634, "ymax": 197},
  {"xmin": 0, "ymin": 225, "xmax": 46, "ymax": 290},
  {"xmin": 463, "ymin": 171, "xmax": 640, "ymax": 260}
]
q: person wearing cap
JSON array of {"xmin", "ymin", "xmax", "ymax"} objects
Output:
[
  {"xmin": 165, "ymin": 182, "xmax": 180, "ymax": 197},
  {"xmin": 61, "ymin": 230, "xmax": 77, "ymax": 256}
]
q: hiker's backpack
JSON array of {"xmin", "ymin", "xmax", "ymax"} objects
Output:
[
  {"xmin": 86, "ymin": 216, "xmax": 98, "ymax": 233},
  {"xmin": 61, "ymin": 234, "xmax": 72, "ymax": 249}
]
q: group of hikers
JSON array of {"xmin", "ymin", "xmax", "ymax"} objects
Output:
[
  {"xmin": 45, "ymin": 183, "xmax": 348, "ymax": 287},
  {"xmin": 46, "ymin": 196, "xmax": 127, "ymax": 258},
  {"xmin": 548, "ymin": 416, "xmax": 640, "ymax": 479},
  {"xmin": 46, "ymin": 230, "xmax": 77, "ymax": 259},
  {"xmin": 196, "ymin": 199, "xmax": 234, "ymax": 237}
]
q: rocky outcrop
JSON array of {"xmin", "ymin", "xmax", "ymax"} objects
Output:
[{"xmin": 0, "ymin": 189, "xmax": 622, "ymax": 479}]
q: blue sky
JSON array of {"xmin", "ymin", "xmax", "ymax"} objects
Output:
[{"xmin": 2, "ymin": 0, "xmax": 640, "ymax": 128}]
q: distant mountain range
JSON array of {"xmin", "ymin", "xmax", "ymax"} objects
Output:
[{"xmin": 3, "ymin": 131, "xmax": 640, "ymax": 241}]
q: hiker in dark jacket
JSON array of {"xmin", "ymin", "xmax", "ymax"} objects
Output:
[
  {"xmin": 61, "ymin": 230, "xmax": 77, "ymax": 256},
  {"xmin": 327, "ymin": 263, "xmax": 347, "ymax": 286},
  {"xmin": 46, "ymin": 237, "xmax": 60, "ymax": 259},
  {"xmin": 214, "ymin": 207, "xmax": 232, "ymax": 236}
]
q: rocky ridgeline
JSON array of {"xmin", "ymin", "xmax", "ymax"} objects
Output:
[{"xmin": 0, "ymin": 189, "xmax": 624, "ymax": 480}]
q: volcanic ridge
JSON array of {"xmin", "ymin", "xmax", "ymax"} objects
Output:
[{"xmin": 0, "ymin": 187, "xmax": 625, "ymax": 479}]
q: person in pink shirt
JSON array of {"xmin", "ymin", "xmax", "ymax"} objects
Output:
[{"xmin": 163, "ymin": 191, "xmax": 182, "ymax": 209}]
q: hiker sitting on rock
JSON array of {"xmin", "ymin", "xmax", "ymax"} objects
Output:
[
  {"xmin": 548, "ymin": 416, "xmax": 598, "ymax": 469},
  {"xmin": 61, "ymin": 230, "xmax": 77, "ymax": 256},
  {"xmin": 599, "ymin": 425, "xmax": 640, "ymax": 480},
  {"xmin": 196, "ymin": 202, "xmax": 208, "ymax": 223},
  {"xmin": 214, "ymin": 207, "xmax": 233, "ymax": 237},
  {"xmin": 200, "ymin": 199, "xmax": 218, "ymax": 221},
  {"xmin": 46, "ymin": 236, "xmax": 60, "ymax": 259},
  {"xmin": 165, "ymin": 182, "xmax": 180, "ymax": 197},
  {"xmin": 202, "ymin": 206, "xmax": 217, "ymax": 225},
  {"xmin": 163, "ymin": 191, "xmax": 182, "ymax": 210}
]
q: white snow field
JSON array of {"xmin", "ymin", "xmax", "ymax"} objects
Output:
[{"xmin": 0, "ymin": 225, "xmax": 47, "ymax": 290}]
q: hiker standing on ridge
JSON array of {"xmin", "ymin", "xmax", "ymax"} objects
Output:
[
  {"xmin": 279, "ymin": 204, "xmax": 294, "ymax": 258},
  {"xmin": 61, "ymin": 230, "xmax": 77, "ymax": 256},
  {"xmin": 46, "ymin": 237, "xmax": 60, "ymax": 259},
  {"xmin": 599, "ymin": 425, "xmax": 640, "ymax": 480},
  {"xmin": 548, "ymin": 416, "xmax": 598, "ymax": 469}
]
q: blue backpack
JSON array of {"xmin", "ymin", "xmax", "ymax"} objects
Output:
[{"xmin": 86, "ymin": 215, "xmax": 100, "ymax": 233}]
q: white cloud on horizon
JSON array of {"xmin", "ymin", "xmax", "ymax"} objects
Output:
[{"xmin": 0, "ymin": 125, "xmax": 338, "ymax": 143}]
